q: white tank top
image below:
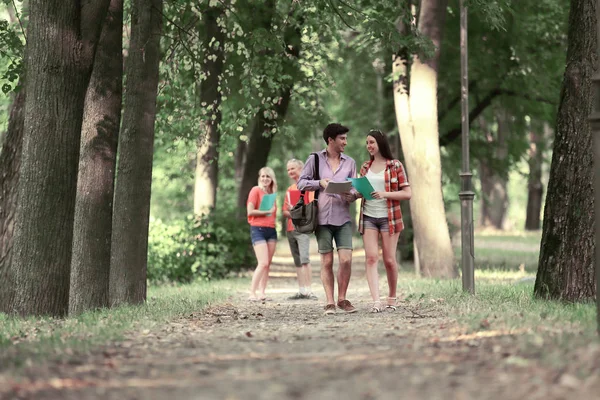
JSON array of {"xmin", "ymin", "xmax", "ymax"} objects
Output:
[{"xmin": 363, "ymin": 169, "xmax": 388, "ymax": 218}]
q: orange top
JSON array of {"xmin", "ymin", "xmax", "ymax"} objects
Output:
[
  {"xmin": 247, "ymin": 186, "xmax": 277, "ymax": 228},
  {"xmin": 283, "ymin": 183, "xmax": 315, "ymax": 232}
]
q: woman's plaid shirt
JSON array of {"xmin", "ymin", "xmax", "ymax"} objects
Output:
[{"xmin": 358, "ymin": 159, "xmax": 410, "ymax": 235}]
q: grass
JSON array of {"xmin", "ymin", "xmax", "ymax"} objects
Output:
[
  {"xmin": 0, "ymin": 280, "xmax": 244, "ymax": 370},
  {"xmin": 401, "ymin": 273, "xmax": 596, "ymax": 335},
  {"xmin": 397, "ymin": 268, "xmax": 597, "ymax": 371},
  {"xmin": 454, "ymin": 229, "xmax": 542, "ymax": 272},
  {"xmin": 468, "ymin": 247, "xmax": 540, "ymax": 272},
  {"xmin": 400, "ymin": 230, "xmax": 597, "ymax": 347}
]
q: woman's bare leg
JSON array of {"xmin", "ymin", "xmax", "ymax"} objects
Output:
[
  {"xmin": 362, "ymin": 228, "xmax": 381, "ymax": 303},
  {"xmin": 380, "ymin": 232, "xmax": 400, "ymax": 303}
]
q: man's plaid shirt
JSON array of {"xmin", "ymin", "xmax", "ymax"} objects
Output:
[{"xmin": 358, "ymin": 159, "xmax": 410, "ymax": 235}]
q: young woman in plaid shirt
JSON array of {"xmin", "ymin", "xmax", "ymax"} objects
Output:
[{"xmin": 358, "ymin": 130, "xmax": 412, "ymax": 312}]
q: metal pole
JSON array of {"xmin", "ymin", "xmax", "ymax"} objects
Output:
[
  {"xmin": 591, "ymin": 0, "xmax": 600, "ymax": 334},
  {"xmin": 459, "ymin": 0, "xmax": 475, "ymax": 293}
]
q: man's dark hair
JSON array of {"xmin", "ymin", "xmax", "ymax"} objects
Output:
[{"xmin": 323, "ymin": 123, "xmax": 349, "ymax": 144}]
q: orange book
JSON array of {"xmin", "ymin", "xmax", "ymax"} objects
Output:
[{"xmin": 288, "ymin": 189, "xmax": 302, "ymax": 206}]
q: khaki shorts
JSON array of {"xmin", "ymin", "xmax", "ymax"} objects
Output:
[
  {"xmin": 315, "ymin": 222, "xmax": 353, "ymax": 254},
  {"xmin": 287, "ymin": 230, "xmax": 311, "ymax": 266}
]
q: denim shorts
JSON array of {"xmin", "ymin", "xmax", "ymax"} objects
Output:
[
  {"xmin": 250, "ymin": 226, "xmax": 278, "ymax": 245},
  {"xmin": 363, "ymin": 215, "xmax": 389, "ymax": 232},
  {"xmin": 315, "ymin": 222, "xmax": 353, "ymax": 254}
]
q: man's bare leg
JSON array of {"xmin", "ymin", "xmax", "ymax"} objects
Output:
[
  {"xmin": 336, "ymin": 249, "xmax": 353, "ymax": 301},
  {"xmin": 320, "ymin": 252, "xmax": 335, "ymax": 305}
]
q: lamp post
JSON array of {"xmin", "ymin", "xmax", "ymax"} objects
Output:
[
  {"xmin": 591, "ymin": 0, "xmax": 600, "ymax": 333},
  {"xmin": 459, "ymin": 0, "xmax": 475, "ymax": 293}
]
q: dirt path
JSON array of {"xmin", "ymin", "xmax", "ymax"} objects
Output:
[{"xmin": 1, "ymin": 256, "xmax": 599, "ymax": 400}]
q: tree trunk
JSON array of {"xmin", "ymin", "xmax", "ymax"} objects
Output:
[
  {"xmin": 237, "ymin": 90, "xmax": 292, "ymax": 210},
  {"xmin": 69, "ymin": 0, "xmax": 123, "ymax": 315},
  {"xmin": 525, "ymin": 121, "xmax": 547, "ymax": 231},
  {"xmin": 374, "ymin": 57, "xmax": 385, "ymax": 128},
  {"xmin": 392, "ymin": 3, "xmax": 415, "ymax": 267},
  {"xmin": 10, "ymin": 1, "xmax": 110, "ymax": 317},
  {"xmin": 394, "ymin": 0, "xmax": 456, "ymax": 278},
  {"xmin": 534, "ymin": 0, "xmax": 597, "ymax": 301},
  {"xmin": 479, "ymin": 162, "xmax": 508, "ymax": 229},
  {"xmin": 393, "ymin": 133, "xmax": 415, "ymax": 264},
  {"xmin": 479, "ymin": 113, "xmax": 509, "ymax": 230},
  {"xmin": 0, "ymin": 86, "xmax": 25, "ymax": 313},
  {"xmin": 234, "ymin": 137, "xmax": 248, "ymax": 187},
  {"xmin": 194, "ymin": 5, "xmax": 226, "ymax": 215},
  {"xmin": 109, "ymin": 0, "xmax": 162, "ymax": 306}
]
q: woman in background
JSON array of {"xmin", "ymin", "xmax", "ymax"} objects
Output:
[
  {"xmin": 247, "ymin": 167, "xmax": 278, "ymax": 301},
  {"xmin": 282, "ymin": 158, "xmax": 317, "ymax": 300}
]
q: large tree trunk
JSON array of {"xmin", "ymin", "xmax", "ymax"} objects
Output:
[
  {"xmin": 69, "ymin": 0, "xmax": 123, "ymax": 315},
  {"xmin": 110, "ymin": 0, "xmax": 162, "ymax": 306},
  {"xmin": 534, "ymin": 0, "xmax": 597, "ymax": 301},
  {"xmin": 236, "ymin": 20, "xmax": 300, "ymax": 210},
  {"xmin": 479, "ymin": 113, "xmax": 509, "ymax": 230},
  {"xmin": 525, "ymin": 121, "xmax": 548, "ymax": 231},
  {"xmin": 194, "ymin": 5, "xmax": 226, "ymax": 215},
  {"xmin": 394, "ymin": 0, "xmax": 456, "ymax": 278},
  {"xmin": 10, "ymin": 1, "xmax": 110, "ymax": 317},
  {"xmin": 392, "ymin": 4, "xmax": 416, "ymax": 268},
  {"xmin": 0, "ymin": 86, "xmax": 25, "ymax": 313},
  {"xmin": 237, "ymin": 89, "xmax": 292, "ymax": 209}
]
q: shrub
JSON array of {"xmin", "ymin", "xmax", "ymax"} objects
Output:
[{"xmin": 148, "ymin": 208, "xmax": 255, "ymax": 283}]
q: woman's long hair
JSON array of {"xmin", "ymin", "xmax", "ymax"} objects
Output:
[
  {"xmin": 257, "ymin": 166, "xmax": 277, "ymax": 193},
  {"xmin": 367, "ymin": 129, "xmax": 394, "ymax": 161}
]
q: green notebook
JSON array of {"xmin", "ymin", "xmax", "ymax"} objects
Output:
[
  {"xmin": 259, "ymin": 193, "xmax": 277, "ymax": 211},
  {"xmin": 347, "ymin": 177, "xmax": 375, "ymax": 200}
]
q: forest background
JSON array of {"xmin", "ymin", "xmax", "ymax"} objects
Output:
[{"xmin": 0, "ymin": 0, "xmax": 593, "ymax": 318}]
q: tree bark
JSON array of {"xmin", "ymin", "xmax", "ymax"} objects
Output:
[
  {"xmin": 236, "ymin": 90, "xmax": 292, "ymax": 210},
  {"xmin": 69, "ymin": 0, "xmax": 123, "ymax": 315},
  {"xmin": 194, "ymin": 5, "xmax": 226, "ymax": 215},
  {"xmin": 234, "ymin": 137, "xmax": 248, "ymax": 187},
  {"xmin": 525, "ymin": 121, "xmax": 547, "ymax": 231},
  {"xmin": 236, "ymin": 18, "xmax": 301, "ymax": 210},
  {"xmin": 394, "ymin": 0, "xmax": 456, "ymax": 278},
  {"xmin": 478, "ymin": 113, "xmax": 509, "ymax": 230},
  {"xmin": 0, "ymin": 86, "xmax": 25, "ymax": 313},
  {"xmin": 534, "ymin": 0, "xmax": 597, "ymax": 301},
  {"xmin": 110, "ymin": 0, "xmax": 162, "ymax": 306},
  {"xmin": 10, "ymin": 0, "xmax": 110, "ymax": 316}
]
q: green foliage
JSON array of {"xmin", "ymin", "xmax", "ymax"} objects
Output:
[
  {"xmin": 0, "ymin": 4, "xmax": 25, "ymax": 94},
  {"xmin": 147, "ymin": 207, "xmax": 255, "ymax": 283},
  {"xmin": 0, "ymin": 1, "xmax": 25, "ymax": 135},
  {"xmin": 438, "ymin": 0, "xmax": 566, "ymax": 191},
  {"xmin": 151, "ymin": 137, "xmax": 195, "ymax": 221}
]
